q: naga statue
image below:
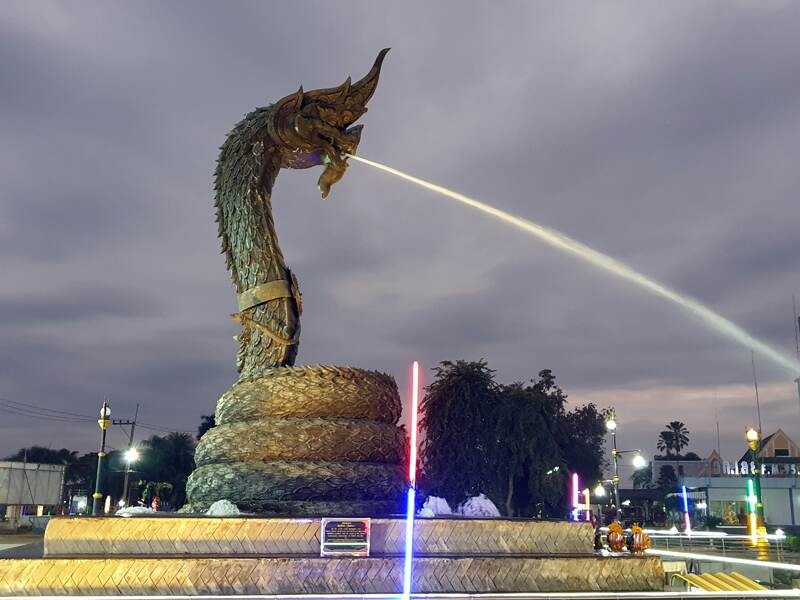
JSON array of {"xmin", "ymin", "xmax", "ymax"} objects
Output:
[{"xmin": 185, "ymin": 50, "xmax": 406, "ymax": 515}]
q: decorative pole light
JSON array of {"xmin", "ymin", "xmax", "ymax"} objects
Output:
[
  {"xmin": 747, "ymin": 478, "xmax": 758, "ymax": 545},
  {"xmin": 745, "ymin": 427, "xmax": 764, "ymax": 536},
  {"xmin": 605, "ymin": 414, "xmax": 621, "ymax": 517},
  {"xmin": 571, "ymin": 473, "xmax": 580, "ymax": 521},
  {"xmin": 681, "ymin": 485, "xmax": 692, "ymax": 534},
  {"xmin": 402, "ymin": 361, "xmax": 420, "ymax": 600},
  {"xmin": 594, "ymin": 483, "xmax": 606, "ymax": 497},
  {"xmin": 92, "ymin": 400, "xmax": 111, "ymax": 516},
  {"xmin": 583, "ymin": 488, "xmax": 591, "ymax": 522}
]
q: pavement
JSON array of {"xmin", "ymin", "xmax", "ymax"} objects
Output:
[{"xmin": 0, "ymin": 533, "xmax": 44, "ymax": 558}]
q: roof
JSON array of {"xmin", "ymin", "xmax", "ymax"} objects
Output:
[
  {"xmin": 672, "ymin": 571, "xmax": 767, "ymax": 592},
  {"xmin": 738, "ymin": 432, "xmax": 776, "ymax": 463}
]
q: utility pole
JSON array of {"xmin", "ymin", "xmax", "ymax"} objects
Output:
[
  {"xmin": 121, "ymin": 404, "xmax": 139, "ymax": 506},
  {"xmin": 751, "ymin": 352, "xmax": 762, "ymax": 434},
  {"xmin": 793, "ymin": 296, "xmax": 800, "ymax": 414},
  {"xmin": 92, "ymin": 399, "xmax": 111, "ymax": 516}
]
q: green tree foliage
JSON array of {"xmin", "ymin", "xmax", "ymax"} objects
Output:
[
  {"xmin": 657, "ymin": 421, "xmax": 690, "ymax": 456},
  {"xmin": 491, "ymin": 382, "xmax": 564, "ymax": 517},
  {"xmin": 420, "ymin": 360, "xmax": 497, "ymax": 505},
  {"xmin": 656, "ymin": 464, "xmax": 678, "ymax": 489},
  {"xmin": 631, "ymin": 464, "xmax": 654, "ymax": 489},
  {"xmin": 559, "ymin": 402, "xmax": 609, "ymax": 486},
  {"xmin": 135, "ymin": 432, "xmax": 196, "ymax": 508},
  {"xmin": 419, "ymin": 361, "xmax": 608, "ymax": 517},
  {"xmin": 4, "ymin": 446, "xmax": 77, "ymax": 465},
  {"xmin": 197, "ymin": 414, "xmax": 216, "ymax": 439}
]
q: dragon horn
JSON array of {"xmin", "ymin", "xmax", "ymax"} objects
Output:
[
  {"xmin": 273, "ymin": 85, "xmax": 305, "ymax": 113},
  {"xmin": 292, "ymin": 86, "xmax": 304, "ymax": 109},
  {"xmin": 334, "ymin": 77, "xmax": 352, "ymax": 103},
  {"xmin": 345, "ymin": 48, "xmax": 390, "ymax": 109}
]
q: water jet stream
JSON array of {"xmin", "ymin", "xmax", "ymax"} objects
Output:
[{"xmin": 347, "ymin": 153, "xmax": 800, "ymax": 377}]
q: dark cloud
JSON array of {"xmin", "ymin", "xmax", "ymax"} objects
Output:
[
  {"xmin": 1, "ymin": 1, "xmax": 799, "ymax": 463},
  {"xmin": 0, "ymin": 283, "xmax": 160, "ymax": 324}
]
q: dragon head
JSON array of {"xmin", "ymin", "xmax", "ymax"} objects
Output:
[{"xmin": 269, "ymin": 48, "xmax": 390, "ymax": 198}]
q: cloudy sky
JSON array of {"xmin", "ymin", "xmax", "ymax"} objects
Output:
[{"xmin": 2, "ymin": 1, "xmax": 799, "ymax": 474}]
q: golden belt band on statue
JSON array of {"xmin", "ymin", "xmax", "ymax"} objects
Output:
[{"xmin": 237, "ymin": 280, "xmax": 293, "ymax": 312}]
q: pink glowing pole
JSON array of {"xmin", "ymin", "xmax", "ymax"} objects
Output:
[
  {"xmin": 408, "ymin": 361, "xmax": 420, "ymax": 485},
  {"xmin": 571, "ymin": 473, "xmax": 580, "ymax": 521}
]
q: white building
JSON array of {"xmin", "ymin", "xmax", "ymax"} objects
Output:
[
  {"xmin": 0, "ymin": 461, "xmax": 66, "ymax": 530},
  {"xmin": 677, "ymin": 430, "xmax": 800, "ymax": 527}
]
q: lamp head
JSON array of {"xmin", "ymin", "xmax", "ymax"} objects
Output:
[
  {"xmin": 594, "ymin": 484, "xmax": 606, "ymax": 497},
  {"xmin": 632, "ymin": 454, "xmax": 647, "ymax": 469},
  {"xmin": 605, "ymin": 417, "xmax": 617, "ymax": 431},
  {"xmin": 124, "ymin": 448, "xmax": 139, "ymax": 463},
  {"xmin": 746, "ymin": 427, "xmax": 760, "ymax": 452}
]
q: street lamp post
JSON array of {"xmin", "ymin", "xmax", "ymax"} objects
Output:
[
  {"xmin": 121, "ymin": 448, "xmax": 139, "ymax": 507},
  {"xmin": 746, "ymin": 427, "xmax": 765, "ymax": 526},
  {"xmin": 606, "ymin": 416, "xmax": 621, "ymax": 513},
  {"xmin": 605, "ymin": 414, "xmax": 647, "ymax": 522},
  {"xmin": 92, "ymin": 400, "xmax": 111, "ymax": 516}
]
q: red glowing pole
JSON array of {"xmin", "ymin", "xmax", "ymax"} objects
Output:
[{"xmin": 408, "ymin": 361, "xmax": 420, "ymax": 485}]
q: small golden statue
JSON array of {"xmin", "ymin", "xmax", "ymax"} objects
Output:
[
  {"xmin": 606, "ymin": 521, "xmax": 627, "ymax": 553},
  {"xmin": 629, "ymin": 523, "xmax": 651, "ymax": 554}
]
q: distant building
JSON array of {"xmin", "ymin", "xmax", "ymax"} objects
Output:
[
  {"xmin": 678, "ymin": 429, "xmax": 800, "ymax": 528},
  {"xmin": 652, "ymin": 450, "xmax": 724, "ymax": 482},
  {"xmin": 0, "ymin": 461, "xmax": 65, "ymax": 531}
]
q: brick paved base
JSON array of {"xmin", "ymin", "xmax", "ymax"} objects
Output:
[{"xmin": 0, "ymin": 555, "xmax": 664, "ymax": 596}]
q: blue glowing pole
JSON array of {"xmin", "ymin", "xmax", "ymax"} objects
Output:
[
  {"xmin": 681, "ymin": 485, "xmax": 691, "ymax": 533},
  {"xmin": 402, "ymin": 487, "xmax": 416, "ymax": 599}
]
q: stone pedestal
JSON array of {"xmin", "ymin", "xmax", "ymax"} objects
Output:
[{"xmin": 0, "ymin": 516, "xmax": 665, "ymax": 596}]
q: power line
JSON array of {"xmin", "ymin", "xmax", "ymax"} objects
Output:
[
  {"xmin": 0, "ymin": 397, "xmax": 192, "ymax": 433},
  {"xmin": 0, "ymin": 402, "xmax": 95, "ymax": 424},
  {"xmin": 0, "ymin": 397, "xmax": 96, "ymax": 421}
]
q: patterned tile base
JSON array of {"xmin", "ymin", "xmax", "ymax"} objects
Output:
[
  {"xmin": 44, "ymin": 517, "xmax": 595, "ymax": 557},
  {"xmin": 0, "ymin": 555, "xmax": 664, "ymax": 596}
]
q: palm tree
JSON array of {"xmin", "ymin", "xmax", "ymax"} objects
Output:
[
  {"xmin": 657, "ymin": 431, "xmax": 672, "ymax": 456},
  {"xmin": 657, "ymin": 422, "xmax": 690, "ymax": 456},
  {"xmin": 666, "ymin": 421, "xmax": 690, "ymax": 455}
]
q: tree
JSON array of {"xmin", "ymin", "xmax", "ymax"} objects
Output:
[
  {"xmin": 418, "ymin": 362, "xmax": 608, "ymax": 518},
  {"xmin": 419, "ymin": 360, "xmax": 498, "ymax": 506},
  {"xmin": 631, "ymin": 464, "xmax": 654, "ymax": 489},
  {"xmin": 4, "ymin": 447, "xmax": 78, "ymax": 466},
  {"xmin": 135, "ymin": 432, "xmax": 196, "ymax": 508},
  {"xmin": 560, "ymin": 402, "xmax": 610, "ymax": 488},
  {"xmin": 657, "ymin": 421, "xmax": 690, "ymax": 456},
  {"xmin": 656, "ymin": 431, "xmax": 672, "ymax": 456},
  {"xmin": 197, "ymin": 414, "xmax": 215, "ymax": 439},
  {"xmin": 666, "ymin": 421, "xmax": 690, "ymax": 454},
  {"xmin": 490, "ymin": 382, "xmax": 564, "ymax": 517},
  {"xmin": 656, "ymin": 464, "xmax": 677, "ymax": 489},
  {"xmin": 138, "ymin": 481, "xmax": 174, "ymax": 505}
]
